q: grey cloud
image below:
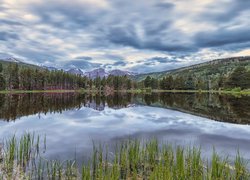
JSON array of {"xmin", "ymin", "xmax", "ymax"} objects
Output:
[
  {"xmin": 0, "ymin": 32, "xmax": 19, "ymax": 41},
  {"xmin": 135, "ymin": 56, "xmax": 181, "ymax": 68},
  {"xmin": 107, "ymin": 26, "xmax": 194, "ymax": 52},
  {"xmin": 28, "ymin": 1, "xmax": 106, "ymax": 30},
  {"xmin": 0, "ymin": 5, "xmax": 7, "ymax": 11},
  {"xmin": 148, "ymin": 57, "xmax": 180, "ymax": 64},
  {"xmin": 15, "ymin": 49, "xmax": 57, "ymax": 63},
  {"xmin": 195, "ymin": 28, "xmax": 250, "ymax": 48},
  {"xmin": 113, "ymin": 61, "xmax": 127, "ymax": 66},
  {"xmin": 102, "ymin": 54, "xmax": 125, "ymax": 61},
  {"xmin": 144, "ymin": 62, "xmax": 155, "ymax": 66},
  {"xmin": 144, "ymin": 21, "xmax": 171, "ymax": 36},
  {"xmin": 63, "ymin": 60, "xmax": 102, "ymax": 70},
  {"xmin": 129, "ymin": 62, "xmax": 180, "ymax": 74},
  {"xmin": 199, "ymin": 0, "xmax": 250, "ymax": 23},
  {"xmin": 103, "ymin": 61, "xmax": 128, "ymax": 69},
  {"xmin": 0, "ymin": 19, "xmax": 23, "ymax": 26},
  {"xmin": 0, "ymin": 0, "xmax": 249, "ymax": 73},
  {"xmin": 74, "ymin": 56, "xmax": 93, "ymax": 61},
  {"xmin": 0, "ymin": 52, "xmax": 13, "ymax": 59},
  {"xmin": 154, "ymin": 2, "xmax": 174, "ymax": 9}
]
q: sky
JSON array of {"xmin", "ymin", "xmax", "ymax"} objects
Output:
[{"xmin": 0, "ymin": 0, "xmax": 250, "ymax": 73}]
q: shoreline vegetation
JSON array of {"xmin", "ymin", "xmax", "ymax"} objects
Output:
[
  {"xmin": 1, "ymin": 59, "xmax": 250, "ymax": 96},
  {"xmin": 0, "ymin": 88, "xmax": 250, "ymax": 95},
  {"xmin": 0, "ymin": 133, "xmax": 249, "ymax": 179}
]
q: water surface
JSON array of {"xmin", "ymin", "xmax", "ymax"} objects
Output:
[{"xmin": 0, "ymin": 93, "xmax": 250, "ymax": 163}]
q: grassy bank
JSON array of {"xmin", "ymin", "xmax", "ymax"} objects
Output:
[
  {"xmin": 0, "ymin": 89, "xmax": 78, "ymax": 94},
  {"xmin": 0, "ymin": 133, "xmax": 249, "ymax": 179},
  {"xmin": 1, "ymin": 88, "xmax": 250, "ymax": 95}
]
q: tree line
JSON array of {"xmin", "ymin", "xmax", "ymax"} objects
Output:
[
  {"xmin": 0, "ymin": 62, "xmax": 135, "ymax": 91},
  {"xmin": 0, "ymin": 93, "xmax": 134, "ymax": 121},
  {"xmin": 0, "ymin": 62, "xmax": 249, "ymax": 91},
  {"xmin": 142, "ymin": 66, "xmax": 250, "ymax": 90},
  {"xmin": 1, "ymin": 92, "xmax": 249, "ymax": 123}
]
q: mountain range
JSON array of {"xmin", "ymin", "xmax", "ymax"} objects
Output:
[
  {"xmin": 0, "ymin": 56, "xmax": 138, "ymax": 79},
  {"xmin": 1, "ymin": 56, "xmax": 250, "ymax": 82},
  {"xmin": 65, "ymin": 68, "xmax": 137, "ymax": 79}
]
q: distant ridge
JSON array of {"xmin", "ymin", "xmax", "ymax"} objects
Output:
[
  {"xmin": 0, "ymin": 57, "xmax": 45, "ymax": 70},
  {"xmin": 134, "ymin": 56, "xmax": 250, "ymax": 81},
  {"xmin": 84, "ymin": 68, "xmax": 136, "ymax": 79},
  {"xmin": 1, "ymin": 56, "xmax": 250, "ymax": 81},
  {"xmin": 0, "ymin": 58, "xmax": 138, "ymax": 79},
  {"xmin": 67, "ymin": 68, "xmax": 83, "ymax": 75},
  {"xmin": 167, "ymin": 56, "xmax": 250, "ymax": 73}
]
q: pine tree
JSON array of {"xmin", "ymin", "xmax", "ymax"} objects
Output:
[
  {"xmin": 0, "ymin": 63, "xmax": 5, "ymax": 90},
  {"xmin": 174, "ymin": 76, "xmax": 185, "ymax": 90},
  {"xmin": 11, "ymin": 63, "xmax": 19, "ymax": 89},
  {"xmin": 226, "ymin": 66, "xmax": 250, "ymax": 89},
  {"xmin": 150, "ymin": 78, "xmax": 159, "ymax": 89},
  {"xmin": 0, "ymin": 63, "xmax": 2, "ymax": 73},
  {"xmin": 185, "ymin": 75, "xmax": 195, "ymax": 90},
  {"xmin": 144, "ymin": 76, "xmax": 152, "ymax": 88}
]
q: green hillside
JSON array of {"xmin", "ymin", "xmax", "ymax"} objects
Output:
[
  {"xmin": 0, "ymin": 59, "xmax": 44, "ymax": 70},
  {"xmin": 135, "ymin": 56, "xmax": 250, "ymax": 81},
  {"xmin": 135, "ymin": 56, "xmax": 250, "ymax": 90}
]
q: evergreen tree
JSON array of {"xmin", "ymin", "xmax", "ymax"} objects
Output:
[
  {"xmin": 126, "ymin": 78, "xmax": 132, "ymax": 89},
  {"xmin": 12, "ymin": 63, "xmax": 19, "ymax": 89},
  {"xmin": 144, "ymin": 76, "xmax": 152, "ymax": 88},
  {"xmin": 150, "ymin": 78, "xmax": 159, "ymax": 89},
  {"xmin": 174, "ymin": 76, "xmax": 185, "ymax": 90},
  {"xmin": 0, "ymin": 63, "xmax": 2, "ymax": 73},
  {"xmin": 166, "ymin": 76, "xmax": 174, "ymax": 90},
  {"xmin": 95, "ymin": 77, "xmax": 101, "ymax": 90},
  {"xmin": 0, "ymin": 63, "xmax": 5, "ymax": 90},
  {"xmin": 101, "ymin": 77, "xmax": 106, "ymax": 90},
  {"xmin": 159, "ymin": 77, "xmax": 166, "ymax": 89},
  {"xmin": 226, "ymin": 66, "xmax": 250, "ymax": 89},
  {"xmin": 185, "ymin": 75, "xmax": 195, "ymax": 90}
]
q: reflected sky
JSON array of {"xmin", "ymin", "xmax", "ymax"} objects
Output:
[{"xmin": 0, "ymin": 104, "xmax": 250, "ymax": 163}]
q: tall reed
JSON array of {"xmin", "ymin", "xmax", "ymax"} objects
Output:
[{"xmin": 0, "ymin": 133, "xmax": 249, "ymax": 179}]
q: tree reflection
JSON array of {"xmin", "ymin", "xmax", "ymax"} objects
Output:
[{"xmin": 0, "ymin": 92, "xmax": 249, "ymax": 124}]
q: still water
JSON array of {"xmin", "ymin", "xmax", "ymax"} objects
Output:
[{"xmin": 0, "ymin": 93, "xmax": 250, "ymax": 163}]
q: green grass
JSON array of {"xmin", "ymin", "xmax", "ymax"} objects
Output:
[
  {"xmin": 0, "ymin": 89, "xmax": 79, "ymax": 94},
  {"xmin": 0, "ymin": 133, "xmax": 249, "ymax": 179},
  {"xmin": 1, "ymin": 88, "xmax": 250, "ymax": 96}
]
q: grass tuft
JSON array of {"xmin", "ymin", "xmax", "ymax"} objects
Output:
[{"xmin": 0, "ymin": 133, "xmax": 249, "ymax": 179}]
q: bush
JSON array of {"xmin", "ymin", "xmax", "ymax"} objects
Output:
[{"xmin": 232, "ymin": 87, "xmax": 242, "ymax": 92}]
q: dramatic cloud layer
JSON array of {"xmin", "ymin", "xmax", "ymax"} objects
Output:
[{"xmin": 0, "ymin": 0, "xmax": 250, "ymax": 73}]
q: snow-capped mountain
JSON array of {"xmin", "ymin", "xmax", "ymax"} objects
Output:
[
  {"xmin": 0, "ymin": 56, "xmax": 139, "ymax": 78},
  {"xmin": 84, "ymin": 68, "xmax": 108, "ymax": 79},
  {"xmin": 67, "ymin": 68, "xmax": 83, "ymax": 75},
  {"xmin": 84, "ymin": 68, "xmax": 137, "ymax": 79},
  {"xmin": 0, "ymin": 57, "xmax": 21, "ymax": 63},
  {"xmin": 109, "ymin": 69, "xmax": 138, "ymax": 76},
  {"xmin": 42, "ymin": 66, "xmax": 58, "ymax": 71}
]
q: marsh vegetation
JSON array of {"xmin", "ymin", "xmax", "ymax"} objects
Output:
[{"xmin": 0, "ymin": 133, "xmax": 249, "ymax": 179}]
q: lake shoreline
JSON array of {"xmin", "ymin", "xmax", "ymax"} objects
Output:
[{"xmin": 0, "ymin": 89, "xmax": 250, "ymax": 95}]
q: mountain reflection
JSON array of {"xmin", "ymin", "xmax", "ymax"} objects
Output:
[{"xmin": 0, "ymin": 93, "xmax": 249, "ymax": 124}]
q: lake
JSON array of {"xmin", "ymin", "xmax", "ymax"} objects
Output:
[{"xmin": 0, "ymin": 92, "xmax": 250, "ymax": 164}]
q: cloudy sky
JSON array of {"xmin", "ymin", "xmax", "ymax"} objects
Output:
[{"xmin": 0, "ymin": 0, "xmax": 250, "ymax": 73}]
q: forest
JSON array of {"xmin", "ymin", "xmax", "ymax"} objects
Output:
[
  {"xmin": 137, "ymin": 57, "xmax": 250, "ymax": 91},
  {"xmin": 0, "ymin": 57, "xmax": 250, "ymax": 92},
  {"xmin": 142, "ymin": 65, "xmax": 250, "ymax": 90},
  {"xmin": 0, "ymin": 62, "xmax": 133, "ymax": 91}
]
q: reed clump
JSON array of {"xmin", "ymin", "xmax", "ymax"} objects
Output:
[{"xmin": 0, "ymin": 134, "xmax": 249, "ymax": 179}]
